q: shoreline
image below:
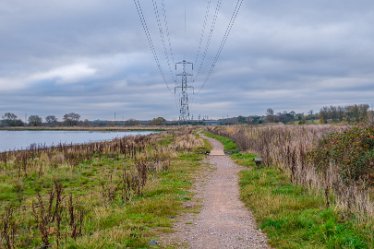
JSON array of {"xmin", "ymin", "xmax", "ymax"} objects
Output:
[
  {"xmin": 0, "ymin": 126, "xmax": 170, "ymax": 132},
  {"xmin": 0, "ymin": 129, "xmax": 162, "ymax": 153}
]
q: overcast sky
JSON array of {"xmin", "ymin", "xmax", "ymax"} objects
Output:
[{"xmin": 1, "ymin": 0, "xmax": 374, "ymax": 120}]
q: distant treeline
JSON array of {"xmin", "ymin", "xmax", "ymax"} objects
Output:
[
  {"xmin": 0, "ymin": 113, "xmax": 173, "ymax": 127},
  {"xmin": 0, "ymin": 113, "xmax": 208, "ymax": 127},
  {"xmin": 1, "ymin": 104, "xmax": 373, "ymax": 127},
  {"xmin": 319, "ymin": 104, "xmax": 370, "ymax": 123},
  {"xmin": 219, "ymin": 104, "xmax": 373, "ymax": 125}
]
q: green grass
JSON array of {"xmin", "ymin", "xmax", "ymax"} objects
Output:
[
  {"xmin": 231, "ymin": 152, "xmax": 256, "ymax": 167},
  {"xmin": 206, "ymin": 131, "xmax": 374, "ymax": 249},
  {"xmin": 204, "ymin": 131, "xmax": 255, "ymax": 166},
  {"xmin": 204, "ymin": 131, "xmax": 239, "ymax": 154},
  {"xmin": 68, "ymin": 152, "xmax": 204, "ymax": 248},
  {"xmin": 0, "ymin": 133, "xmax": 209, "ymax": 248},
  {"xmin": 240, "ymin": 168, "xmax": 373, "ymax": 249}
]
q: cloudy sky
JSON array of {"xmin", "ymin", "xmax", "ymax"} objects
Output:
[{"xmin": 1, "ymin": 0, "xmax": 374, "ymax": 120}]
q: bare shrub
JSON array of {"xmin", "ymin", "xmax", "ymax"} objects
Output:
[
  {"xmin": 68, "ymin": 194, "xmax": 85, "ymax": 240},
  {"xmin": 0, "ymin": 206, "xmax": 16, "ymax": 249}
]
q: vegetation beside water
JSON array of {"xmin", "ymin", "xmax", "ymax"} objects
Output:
[
  {"xmin": 0, "ymin": 130, "xmax": 209, "ymax": 248},
  {"xmin": 205, "ymin": 131, "xmax": 374, "ymax": 249}
]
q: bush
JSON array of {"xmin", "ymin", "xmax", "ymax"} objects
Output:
[{"xmin": 310, "ymin": 127, "xmax": 374, "ymax": 184}]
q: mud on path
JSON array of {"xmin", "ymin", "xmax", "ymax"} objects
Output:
[{"xmin": 161, "ymin": 136, "xmax": 269, "ymax": 249}]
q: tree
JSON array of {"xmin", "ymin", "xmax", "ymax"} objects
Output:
[
  {"xmin": 266, "ymin": 108, "xmax": 274, "ymax": 116},
  {"xmin": 265, "ymin": 108, "xmax": 275, "ymax": 123},
  {"xmin": 319, "ymin": 106, "xmax": 329, "ymax": 124},
  {"xmin": 1, "ymin": 112, "xmax": 24, "ymax": 126},
  {"xmin": 63, "ymin": 113, "xmax": 80, "ymax": 126},
  {"xmin": 278, "ymin": 111, "xmax": 293, "ymax": 124},
  {"xmin": 125, "ymin": 119, "xmax": 140, "ymax": 126},
  {"xmin": 2, "ymin": 112, "xmax": 18, "ymax": 120},
  {"xmin": 28, "ymin": 115, "xmax": 42, "ymax": 126},
  {"xmin": 150, "ymin": 117, "xmax": 166, "ymax": 126},
  {"xmin": 45, "ymin": 115, "xmax": 58, "ymax": 125},
  {"xmin": 346, "ymin": 104, "xmax": 369, "ymax": 123},
  {"xmin": 368, "ymin": 110, "xmax": 374, "ymax": 125},
  {"xmin": 237, "ymin": 116, "xmax": 247, "ymax": 124}
]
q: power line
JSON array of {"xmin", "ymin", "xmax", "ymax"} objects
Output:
[
  {"xmin": 189, "ymin": 0, "xmax": 214, "ymax": 108},
  {"xmin": 160, "ymin": 0, "xmax": 175, "ymax": 66},
  {"xmin": 133, "ymin": 0, "xmax": 242, "ymax": 118},
  {"xmin": 152, "ymin": 0, "xmax": 175, "ymax": 83},
  {"xmin": 195, "ymin": 0, "xmax": 223, "ymax": 81},
  {"xmin": 194, "ymin": 0, "xmax": 213, "ymax": 67},
  {"xmin": 133, "ymin": 0, "xmax": 171, "ymax": 91},
  {"xmin": 201, "ymin": 0, "xmax": 244, "ymax": 90}
]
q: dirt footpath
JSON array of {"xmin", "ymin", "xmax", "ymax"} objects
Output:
[{"xmin": 161, "ymin": 136, "xmax": 269, "ymax": 249}]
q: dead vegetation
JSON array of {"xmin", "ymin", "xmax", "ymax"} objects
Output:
[{"xmin": 208, "ymin": 125, "xmax": 374, "ymax": 217}]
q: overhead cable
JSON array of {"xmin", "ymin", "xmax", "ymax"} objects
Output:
[
  {"xmin": 195, "ymin": 0, "xmax": 223, "ymax": 81},
  {"xmin": 152, "ymin": 0, "xmax": 175, "ymax": 83},
  {"xmin": 201, "ymin": 0, "xmax": 244, "ymax": 90},
  {"xmin": 133, "ymin": 0, "xmax": 172, "ymax": 91}
]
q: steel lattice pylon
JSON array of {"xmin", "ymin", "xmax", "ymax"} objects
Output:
[{"xmin": 175, "ymin": 60, "xmax": 194, "ymax": 121}]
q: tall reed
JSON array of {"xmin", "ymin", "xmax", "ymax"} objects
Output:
[{"xmin": 209, "ymin": 125, "xmax": 373, "ymax": 216}]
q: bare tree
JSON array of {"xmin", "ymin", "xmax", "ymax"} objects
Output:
[
  {"xmin": 28, "ymin": 115, "xmax": 42, "ymax": 126},
  {"xmin": 150, "ymin": 117, "xmax": 166, "ymax": 126},
  {"xmin": 1, "ymin": 113, "xmax": 24, "ymax": 127},
  {"xmin": 265, "ymin": 108, "xmax": 275, "ymax": 123},
  {"xmin": 2, "ymin": 113, "xmax": 18, "ymax": 120},
  {"xmin": 45, "ymin": 116, "xmax": 58, "ymax": 125},
  {"xmin": 63, "ymin": 113, "xmax": 80, "ymax": 126}
]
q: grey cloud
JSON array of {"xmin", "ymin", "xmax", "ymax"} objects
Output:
[{"xmin": 1, "ymin": 0, "xmax": 374, "ymax": 120}]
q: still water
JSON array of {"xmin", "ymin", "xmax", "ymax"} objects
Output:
[{"xmin": 0, "ymin": 130, "xmax": 156, "ymax": 152}]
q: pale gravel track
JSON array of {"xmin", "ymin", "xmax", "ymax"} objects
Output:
[{"xmin": 161, "ymin": 136, "xmax": 270, "ymax": 249}]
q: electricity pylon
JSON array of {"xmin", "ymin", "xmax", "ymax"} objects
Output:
[{"xmin": 175, "ymin": 60, "xmax": 194, "ymax": 121}]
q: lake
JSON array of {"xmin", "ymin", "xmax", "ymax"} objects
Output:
[{"xmin": 0, "ymin": 130, "xmax": 156, "ymax": 152}]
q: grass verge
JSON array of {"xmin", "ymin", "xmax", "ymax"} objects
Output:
[
  {"xmin": 203, "ymin": 131, "xmax": 239, "ymax": 154},
  {"xmin": 205, "ymin": 131, "xmax": 374, "ymax": 249}
]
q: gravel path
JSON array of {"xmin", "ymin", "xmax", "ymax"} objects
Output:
[{"xmin": 161, "ymin": 136, "xmax": 269, "ymax": 249}]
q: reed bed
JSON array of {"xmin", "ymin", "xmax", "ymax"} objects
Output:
[
  {"xmin": 0, "ymin": 129, "xmax": 206, "ymax": 248},
  {"xmin": 208, "ymin": 125, "xmax": 373, "ymax": 217}
]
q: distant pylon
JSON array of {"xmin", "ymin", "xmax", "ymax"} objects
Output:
[{"xmin": 175, "ymin": 60, "xmax": 194, "ymax": 121}]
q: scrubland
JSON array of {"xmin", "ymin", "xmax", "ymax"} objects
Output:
[{"xmin": 0, "ymin": 129, "xmax": 209, "ymax": 248}]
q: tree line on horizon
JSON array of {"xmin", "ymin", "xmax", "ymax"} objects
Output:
[
  {"xmin": 221, "ymin": 104, "xmax": 372, "ymax": 125},
  {"xmin": 0, "ymin": 104, "xmax": 372, "ymax": 127},
  {"xmin": 0, "ymin": 113, "xmax": 169, "ymax": 127},
  {"xmin": 0, "ymin": 112, "xmax": 81, "ymax": 127}
]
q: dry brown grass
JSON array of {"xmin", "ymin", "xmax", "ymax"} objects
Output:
[{"xmin": 209, "ymin": 125, "xmax": 373, "ymax": 217}]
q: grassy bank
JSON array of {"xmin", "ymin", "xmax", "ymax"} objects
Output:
[
  {"xmin": 205, "ymin": 132, "xmax": 374, "ymax": 249},
  {"xmin": 0, "ymin": 131, "xmax": 209, "ymax": 248}
]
